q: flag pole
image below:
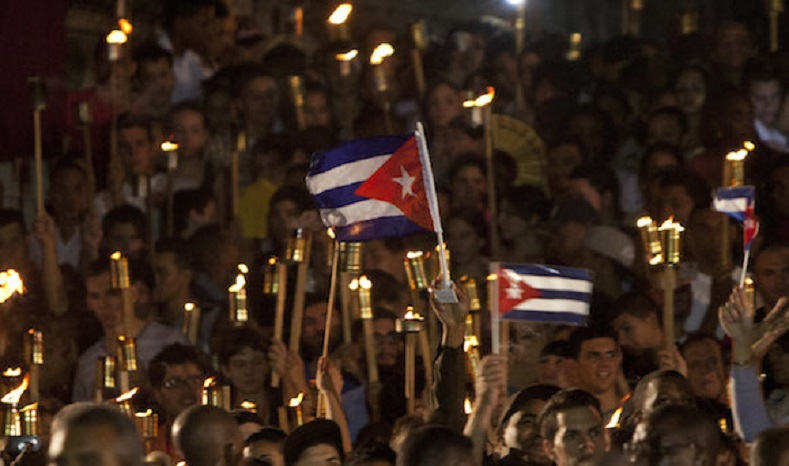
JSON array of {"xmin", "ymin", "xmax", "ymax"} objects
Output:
[
  {"xmin": 489, "ymin": 263, "xmax": 500, "ymax": 354},
  {"xmin": 415, "ymin": 122, "xmax": 457, "ymax": 303},
  {"xmin": 739, "ymin": 249, "xmax": 751, "ymax": 288}
]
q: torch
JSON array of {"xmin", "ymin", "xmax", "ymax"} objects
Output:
[
  {"xmin": 771, "ymin": 0, "xmax": 784, "ymax": 52},
  {"xmin": 505, "ymin": 0, "xmax": 526, "ymax": 112},
  {"xmin": 161, "ymin": 140, "xmax": 178, "ymax": 236},
  {"xmin": 94, "ymin": 356, "xmax": 117, "ymax": 402},
  {"xmin": 327, "ymin": 3, "xmax": 352, "ymax": 42},
  {"xmin": 28, "ymin": 77, "xmax": 47, "ymax": 214},
  {"xmin": 135, "ymin": 409, "xmax": 159, "ymax": 454},
  {"xmin": 106, "ymin": 29, "xmax": 128, "ymax": 191},
  {"xmin": 335, "ymin": 48, "xmax": 358, "ymax": 139},
  {"xmin": 287, "ymin": 229, "xmax": 312, "ymax": 354},
  {"xmin": 202, "ymin": 377, "xmax": 231, "ymax": 412},
  {"xmin": 232, "ymin": 130, "xmax": 246, "ymax": 219},
  {"xmin": 24, "ymin": 329, "xmax": 43, "ymax": 403},
  {"xmin": 267, "ymin": 258, "xmax": 289, "ymax": 388},
  {"xmin": 2, "ymin": 374, "xmax": 29, "ymax": 437},
  {"xmin": 397, "ymin": 308, "xmax": 424, "ymax": 415},
  {"xmin": 657, "ymin": 218, "xmax": 684, "ymax": 350},
  {"xmin": 229, "ymin": 265, "xmax": 249, "ymax": 327},
  {"xmin": 370, "ymin": 43, "xmax": 395, "ymax": 133},
  {"xmin": 721, "ymin": 146, "xmax": 751, "ymax": 269},
  {"xmin": 114, "ymin": 387, "xmax": 139, "ymax": 418},
  {"xmin": 403, "ymin": 251, "xmax": 433, "ymax": 382},
  {"xmin": 566, "ymin": 33, "xmax": 582, "ymax": 61},
  {"xmin": 0, "ymin": 270, "xmax": 25, "ymax": 304},
  {"xmin": 288, "ymin": 76, "xmax": 307, "ymax": 131},
  {"xmin": 339, "ymin": 242, "xmax": 363, "ymax": 345},
  {"xmin": 111, "ymin": 251, "xmax": 137, "ymax": 393},
  {"xmin": 460, "ymin": 276, "xmax": 482, "ymax": 341},
  {"xmin": 75, "ymin": 101, "xmax": 96, "ymax": 202},
  {"xmin": 410, "ymin": 21, "xmax": 428, "ymax": 99},
  {"xmin": 288, "ymin": 393, "xmax": 305, "ymax": 428},
  {"xmin": 182, "ymin": 302, "xmax": 201, "ymax": 345}
]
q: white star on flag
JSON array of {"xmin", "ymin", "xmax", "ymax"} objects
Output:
[
  {"xmin": 505, "ymin": 284, "xmax": 524, "ymax": 300},
  {"xmin": 392, "ymin": 165, "xmax": 416, "ymax": 199}
]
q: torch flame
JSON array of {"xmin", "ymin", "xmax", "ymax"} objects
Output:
[
  {"xmin": 161, "ymin": 141, "xmax": 178, "ymax": 152},
  {"xmin": 2, "ymin": 368, "xmax": 21, "ymax": 377},
  {"xmin": 359, "ymin": 275, "xmax": 372, "ymax": 290},
  {"xmin": 238, "ymin": 264, "xmax": 249, "ymax": 274},
  {"xmin": 349, "ymin": 278, "xmax": 359, "ymax": 291},
  {"xmin": 115, "ymin": 387, "xmax": 139, "ymax": 403},
  {"xmin": 0, "ymin": 270, "xmax": 24, "ymax": 303},
  {"xmin": 229, "ymin": 274, "xmax": 246, "ymax": 293},
  {"xmin": 1, "ymin": 374, "xmax": 29, "ymax": 405},
  {"xmin": 658, "ymin": 218, "xmax": 685, "ymax": 232},
  {"xmin": 743, "ymin": 141, "xmax": 755, "ymax": 151},
  {"xmin": 464, "ymin": 398, "xmax": 473, "ymax": 414},
  {"xmin": 203, "ymin": 377, "xmax": 216, "ymax": 389},
  {"xmin": 463, "ymin": 87, "xmax": 496, "ymax": 108},
  {"xmin": 240, "ymin": 401, "xmax": 257, "ymax": 411},
  {"xmin": 268, "ymin": 257, "xmax": 277, "ymax": 266},
  {"xmin": 328, "ymin": 3, "xmax": 352, "ymax": 24},
  {"xmin": 118, "ymin": 18, "xmax": 133, "ymax": 35},
  {"xmin": 486, "ymin": 273, "xmax": 498, "ymax": 281},
  {"xmin": 636, "ymin": 216, "xmax": 654, "ymax": 228},
  {"xmin": 288, "ymin": 392, "xmax": 304, "ymax": 407},
  {"xmin": 135, "ymin": 409, "xmax": 153, "ymax": 419},
  {"xmin": 406, "ymin": 251, "xmax": 423, "ymax": 260},
  {"xmin": 20, "ymin": 402, "xmax": 37, "ymax": 413},
  {"xmin": 335, "ymin": 49, "xmax": 358, "ymax": 61},
  {"xmin": 327, "ymin": 228, "xmax": 336, "ymax": 240},
  {"xmin": 184, "ymin": 302, "xmax": 196, "ymax": 312},
  {"xmin": 110, "ymin": 251, "xmax": 122, "ymax": 261},
  {"xmin": 463, "ymin": 335, "xmax": 480, "ymax": 352},
  {"xmin": 106, "ymin": 30, "xmax": 128, "ymax": 45},
  {"xmin": 404, "ymin": 309, "xmax": 415, "ymax": 319},
  {"xmin": 606, "ymin": 394, "xmax": 629, "ymax": 429},
  {"xmin": 726, "ymin": 150, "xmax": 748, "ymax": 162},
  {"xmin": 370, "ymin": 43, "xmax": 394, "ymax": 65}
]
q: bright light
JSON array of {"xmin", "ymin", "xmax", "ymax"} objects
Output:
[
  {"xmin": 359, "ymin": 275, "xmax": 372, "ymax": 290},
  {"xmin": 505, "ymin": 0, "xmax": 525, "ymax": 5},
  {"xmin": 370, "ymin": 43, "xmax": 394, "ymax": 65},
  {"xmin": 328, "ymin": 3, "xmax": 353, "ymax": 24},
  {"xmin": 106, "ymin": 30, "xmax": 128, "ymax": 45},
  {"xmin": 335, "ymin": 49, "xmax": 358, "ymax": 61},
  {"xmin": 160, "ymin": 141, "xmax": 178, "ymax": 152},
  {"xmin": 288, "ymin": 392, "xmax": 304, "ymax": 407},
  {"xmin": 0, "ymin": 270, "xmax": 24, "ymax": 303},
  {"xmin": 1, "ymin": 374, "xmax": 29, "ymax": 405},
  {"xmin": 463, "ymin": 87, "xmax": 496, "ymax": 108},
  {"xmin": 118, "ymin": 18, "xmax": 133, "ymax": 35},
  {"xmin": 636, "ymin": 216, "xmax": 654, "ymax": 228}
]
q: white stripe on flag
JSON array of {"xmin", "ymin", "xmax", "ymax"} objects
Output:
[
  {"xmin": 713, "ymin": 197, "xmax": 747, "ymax": 213},
  {"xmin": 511, "ymin": 298, "xmax": 590, "ymax": 315},
  {"xmin": 521, "ymin": 275, "xmax": 593, "ymax": 294},
  {"xmin": 319, "ymin": 199, "xmax": 405, "ymax": 226},
  {"xmin": 307, "ymin": 154, "xmax": 390, "ymax": 195}
]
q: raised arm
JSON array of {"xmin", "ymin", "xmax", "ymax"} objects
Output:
[
  {"xmin": 33, "ymin": 212, "xmax": 68, "ymax": 317},
  {"xmin": 317, "ymin": 356, "xmax": 352, "ymax": 453},
  {"xmin": 463, "ymin": 354, "xmax": 506, "ymax": 464}
]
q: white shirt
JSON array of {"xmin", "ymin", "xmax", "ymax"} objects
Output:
[
  {"xmin": 94, "ymin": 173, "xmax": 168, "ymax": 219},
  {"xmin": 157, "ymin": 32, "xmax": 207, "ymax": 103},
  {"xmin": 29, "ymin": 227, "xmax": 82, "ymax": 270},
  {"xmin": 755, "ymin": 119, "xmax": 789, "ymax": 151}
]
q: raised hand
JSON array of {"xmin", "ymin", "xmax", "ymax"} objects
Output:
[
  {"xmin": 475, "ymin": 354, "xmax": 507, "ymax": 407},
  {"xmin": 32, "ymin": 211, "xmax": 56, "ymax": 247},
  {"xmin": 719, "ymin": 288, "xmax": 754, "ymax": 343},
  {"xmin": 317, "ymin": 356, "xmax": 343, "ymax": 395},
  {"xmin": 752, "ymin": 297, "xmax": 789, "ymax": 359},
  {"xmin": 428, "ymin": 279, "xmax": 469, "ymax": 347}
]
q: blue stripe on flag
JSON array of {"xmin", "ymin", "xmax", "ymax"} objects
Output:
[
  {"xmin": 501, "ymin": 310, "xmax": 588, "ymax": 325},
  {"xmin": 333, "ymin": 216, "xmax": 427, "ymax": 242},
  {"xmin": 502, "ymin": 263, "xmax": 593, "ymax": 281},
  {"xmin": 538, "ymin": 289, "xmax": 593, "ymax": 302},
  {"xmin": 312, "ymin": 182, "xmax": 366, "ymax": 210},
  {"xmin": 715, "ymin": 186, "xmax": 755, "ymax": 200},
  {"xmin": 308, "ymin": 135, "xmax": 410, "ymax": 176}
]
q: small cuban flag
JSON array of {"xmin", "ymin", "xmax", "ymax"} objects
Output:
[
  {"xmin": 493, "ymin": 263, "xmax": 593, "ymax": 325},
  {"xmin": 713, "ymin": 186, "xmax": 759, "ymax": 251},
  {"xmin": 306, "ymin": 134, "xmax": 435, "ymax": 242}
]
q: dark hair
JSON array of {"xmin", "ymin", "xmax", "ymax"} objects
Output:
[
  {"xmin": 149, "ymin": 343, "xmax": 206, "ymax": 387},
  {"xmin": 540, "ymin": 340, "xmax": 573, "ymax": 358},
  {"xmin": 233, "ymin": 410, "xmax": 264, "ymax": 428},
  {"xmin": 218, "ymin": 326, "xmax": 269, "ymax": 366},
  {"xmin": 501, "ymin": 384, "xmax": 561, "ymax": 428},
  {"xmin": 631, "ymin": 370, "xmax": 693, "ymax": 414},
  {"xmin": 639, "ymin": 142, "xmax": 684, "ymax": 183},
  {"xmin": 538, "ymin": 388, "xmax": 603, "ymax": 444},
  {"xmin": 500, "ymin": 185, "xmax": 550, "ymax": 222},
  {"xmin": 51, "ymin": 403, "xmax": 144, "ymax": 466},
  {"xmin": 173, "ymin": 188, "xmax": 217, "ymax": 236},
  {"xmin": 646, "ymin": 106, "xmax": 689, "ymax": 137},
  {"xmin": 133, "ymin": 41, "xmax": 173, "ymax": 67},
  {"xmin": 397, "ymin": 425, "xmax": 473, "ymax": 466},
  {"xmin": 680, "ymin": 332, "xmax": 721, "ymax": 356},
  {"xmin": 569, "ymin": 162, "xmax": 620, "ymax": 198},
  {"xmin": 448, "ymin": 154, "xmax": 486, "ymax": 186},
  {"xmin": 85, "ymin": 258, "xmax": 112, "ymax": 278},
  {"xmin": 283, "ymin": 419, "xmax": 344, "ymax": 466},
  {"xmin": 751, "ymin": 426, "xmax": 789, "ymax": 465},
  {"xmin": 657, "ymin": 169, "xmax": 712, "ymax": 210},
  {"xmin": 246, "ymin": 426, "xmax": 287, "ymax": 446},
  {"xmin": 49, "ymin": 157, "xmax": 87, "ymax": 185},
  {"xmin": 102, "ymin": 204, "xmax": 147, "ymax": 239},
  {"xmin": 117, "ymin": 112, "xmax": 154, "ymax": 141},
  {"xmin": 129, "ymin": 257, "xmax": 156, "ymax": 291},
  {"xmin": 0, "ymin": 208, "xmax": 25, "ymax": 233},
  {"xmin": 230, "ymin": 63, "xmax": 275, "ymax": 99},
  {"xmin": 346, "ymin": 443, "xmax": 397, "ymax": 466},
  {"xmin": 168, "ymin": 100, "xmax": 207, "ymax": 132},
  {"xmin": 155, "ymin": 237, "xmax": 193, "ymax": 271},
  {"xmin": 637, "ymin": 405, "xmax": 722, "ymax": 466},
  {"xmin": 445, "ymin": 209, "xmax": 488, "ymax": 244},
  {"xmin": 269, "ymin": 186, "xmax": 315, "ymax": 215},
  {"xmin": 608, "ymin": 291, "xmax": 660, "ymax": 323},
  {"xmin": 163, "ymin": 0, "xmax": 215, "ymax": 32},
  {"xmin": 187, "ymin": 224, "xmax": 226, "ymax": 273},
  {"xmin": 567, "ymin": 323, "xmax": 618, "ymax": 359}
]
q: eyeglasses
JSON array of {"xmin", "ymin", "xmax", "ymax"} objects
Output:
[{"xmin": 161, "ymin": 374, "xmax": 204, "ymax": 390}]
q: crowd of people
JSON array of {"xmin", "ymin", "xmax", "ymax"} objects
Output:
[{"xmin": 1, "ymin": 0, "xmax": 789, "ymax": 465}]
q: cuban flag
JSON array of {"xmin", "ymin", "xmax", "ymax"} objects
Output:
[
  {"xmin": 713, "ymin": 186, "xmax": 759, "ymax": 251},
  {"xmin": 494, "ymin": 263, "xmax": 593, "ymax": 325},
  {"xmin": 306, "ymin": 134, "xmax": 435, "ymax": 242}
]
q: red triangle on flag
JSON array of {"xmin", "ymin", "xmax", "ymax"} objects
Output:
[
  {"xmin": 498, "ymin": 267, "xmax": 542, "ymax": 314},
  {"xmin": 355, "ymin": 136, "xmax": 433, "ymax": 231}
]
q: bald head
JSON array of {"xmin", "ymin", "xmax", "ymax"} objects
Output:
[{"xmin": 172, "ymin": 405, "xmax": 241, "ymax": 466}]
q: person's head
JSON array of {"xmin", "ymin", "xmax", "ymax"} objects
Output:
[
  {"xmin": 152, "ymin": 237, "xmax": 193, "ymax": 304},
  {"xmin": 631, "ymin": 405, "xmax": 722, "ymax": 466},
  {"xmin": 445, "ymin": 210, "xmax": 487, "ymax": 268},
  {"xmin": 389, "ymin": 416, "xmax": 424, "ymax": 455},
  {"xmin": 133, "ymin": 42, "xmax": 175, "ymax": 115},
  {"xmin": 545, "ymin": 198, "xmax": 599, "ymax": 264},
  {"xmin": 169, "ymin": 101, "xmax": 209, "ymax": 158},
  {"xmin": 102, "ymin": 204, "xmax": 147, "ymax": 259},
  {"xmin": 163, "ymin": 0, "xmax": 216, "ymax": 55},
  {"xmin": 657, "ymin": 170, "xmax": 711, "ymax": 225},
  {"xmin": 426, "ymin": 80, "xmax": 463, "ymax": 129},
  {"xmin": 244, "ymin": 427, "xmax": 287, "ymax": 466},
  {"xmin": 746, "ymin": 57, "xmax": 784, "ymax": 127},
  {"xmin": 712, "ymin": 21, "xmax": 755, "ymax": 73},
  {"xmin": 85, "ymin": 260, "xmax": 126, "ymax": 332},
  {"xmin": 547, "ymin": 139, "xmax": 587, "ymax": 199},
  {"xmin": 568, "ymin": 325, "xmax": 622, "ymax": 397},
  {"xmin": 267, "ymin": 187, "xmax": 314, "ymax": 250},
  {"xmin": 397, "ymin": 425, "xmax": 474, "ymax": 466},
  {"xmin": 283, "ymin": 419, "xmax": 344, "ymax": 466},
  {"xmin": 172, "ymin": 405, "xmax": 242, "ymax": 466},
  {"xmin": 566, "ymin": 106, "xmax": 616, "ymax": 161},
  {"xmin": 498, "ymin": 185, "xmax": 550, "ymax": 244},
  {"xmin": 233, "ymin": 410, "xmax": 265, "ymax": 442},
  {"xmin": 568, "ymin": 163, "xmax": 620, "ymax": 215},
  {"xmin": 750, "ymin": 426, "xmax": 789, "ymax": 466},
  {"xmin": 448, "ymin": 155, "xmax": 487, "ymax": 213},
  {"xmin": 0, "ymin": 209, "xmax": 29, "ymax": 271},
  {"xmin": 673, "ymin": 65, "xmax": 708, "ymax": 116},
  {"xmin": 233, "ymin": 65, "xmax": 278, "ymax": 134},
  {"xmin": 301, "ymin": 295, "xmax": 340, "ymax": 361},
  {"xmin": 687, "ymin": 208, "xmax": 728, "ymax": 268},
  {"xmin": 117, "ymin": 113, "xmax": 156, "ymax": 176},
  {"xmin": 373, "ymin": 308, "xmax": 402, "ymax": 369},
  {"xmin": 173, "ymin": 188, "xmax": 218, "ymax": 238},
  {"xmin": 188, "ymin": 224, "xmax": 239, "ymax": 286},
  {"xmin": 645, "ymin": 107, "xmax": 688, "ymax": 147},
  {"xmin": 149, "ymin": 343, "xmax": 206, "ymax": 421},
  {"xmin": 49, "ymin": 402, "xmax": 144, "ymax": 466},
  {"xmin": 250, "ymin": 134, "xmax": 292, "ymax": 180},
  {"xmin": 49, "ymin": 158, "xmax": 89, "ymax": 227},
  {"xmin": 500, "ymin": 384, "xmax": 561, "ymax": 463},
  {"xmin": 538, "ymin": 388, "xmax": 610, "ymax": 466},
  {"xmin": 700, "ymin": 90, "xmax": 756, "ymax": 148},
  {"xmin": 363, "ymin": 238, "xmax": 407, "ymax": 284},
  {"xmin": 639, "ymin": 143, "xmax": 683, "ymax": 186},
  {"xmin": 680, "ymin": 334, "xmax": 726, "ymax": 401},
  {"xmin": 304, "ymin": 84, "xmax": 332, "ymax": 129},
  {"xmin": 631, "ymin": 370, "xmax": 694, "ymax": 421},
  {"xmin": 770, "ymin": 158, "xmax": 789, "ymax": 217},
  {"xmin": 219, "ymin": 327, "xmax": 269, "ymax": 395},
  {"xmin": 609, "ymin": 292, "xmax": 663, "ymax": 354},
  {"xmin": 753, "ymin": 242, "xmax": 789, "ymax": 308},
  {"xmin": 539, "ymin": 340, "xmax": 573, "ymax": 387},
  {"xmin": 346, "ymin": 443, "xmax": 396, "ymax": 466}
]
